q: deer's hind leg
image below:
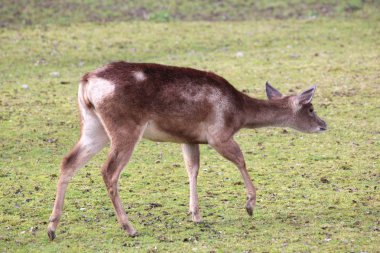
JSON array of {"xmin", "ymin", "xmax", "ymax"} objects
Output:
[
  {"xmin": 48, "ymin": 109, "xmax": 109, "ymax": 240},
  {"xmin": 101, "ymin": 122, "xmax": 146, "ymax": 236}
]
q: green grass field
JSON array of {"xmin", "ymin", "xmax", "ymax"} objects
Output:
[{"xmin": 0, "ymin": 1, "xmax": 379, "ymax": 252}]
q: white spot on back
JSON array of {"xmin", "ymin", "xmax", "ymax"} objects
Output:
[
  {"xmin": 86, "ymin": 77, "xmax": 115, "ymax": 106},
  {"xmin": 133, "ymin": 71, "xmax": 146, "ymax": 82}
]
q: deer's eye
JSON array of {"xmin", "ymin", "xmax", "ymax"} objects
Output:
[{"xmin": 309, "ymin": 108, "xmax": 314, "ymax": 113}]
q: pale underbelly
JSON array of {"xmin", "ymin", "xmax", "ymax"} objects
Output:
[{"xmin": 142, "ymin": 121, "xmax": 207, "ymax": 143}]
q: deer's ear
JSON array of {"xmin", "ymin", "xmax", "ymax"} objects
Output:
[
  {"xmin": 265, "ymin": 82, "xmax": 282, "ymax": 100},
  {"xmin": 296, "ymin": 85, "xmax": 316, "ymax": 105}
]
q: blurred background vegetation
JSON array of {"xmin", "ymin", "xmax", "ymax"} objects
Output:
[{"xmin": 1, "ymin": 0, "xmax": 379, "ymax": 27}]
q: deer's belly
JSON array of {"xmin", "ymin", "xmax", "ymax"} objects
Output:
[{"xmin": 142, "ymin": 121, "xmax": 207, "ymax": 144}]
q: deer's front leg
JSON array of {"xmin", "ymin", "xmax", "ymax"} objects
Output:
[
  {"xmin": 210, "ymin": 138, "xmax": 256, "ymax": 216},
  {"xmin": 181, "ymin": 144, "xmax": 202, "ymax": 223}
]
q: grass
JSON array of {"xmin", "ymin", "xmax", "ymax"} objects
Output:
[
  {"xmin": 1, "ymin": 0, "xmax": 379, "ymax": 27},
  {"xmin": 0, "ymin": 1, "xmax": 380, "ymax": 252}
]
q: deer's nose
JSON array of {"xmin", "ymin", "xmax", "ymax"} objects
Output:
[{"xmin": 319, "ymin": 120, "xmax": 327, "ymax": 131}]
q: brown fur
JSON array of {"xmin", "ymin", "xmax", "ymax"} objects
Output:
[
  {"xmin": 47, "ymin": 61, "xmax": 327, "ymax": 240},
  {"xmin": 94, "ymin": 62, "xmax": 245, "ymax": 143}
]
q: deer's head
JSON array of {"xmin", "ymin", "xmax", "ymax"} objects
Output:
[{"xmin": 266, "ymin": 82, "xmax": 327, "ymax": 133}]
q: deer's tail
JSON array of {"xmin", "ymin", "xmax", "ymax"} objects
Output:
[{"xmin": 78, "ymin": 73, "xmax": 94, "ymax": 110}]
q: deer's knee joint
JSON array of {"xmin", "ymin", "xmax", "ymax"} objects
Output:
[
  {"xmin": 61, "ymin": 147, "xmax": 82, "ymax": 169},
  {"xmin": 61, "ymin": 156, "xmax": 75, "ymax": 171},
  {"xmin": 102, "ymin": 173, "xmax": 118, "ymax": 197},
  {"xmin": 188, "ymin": 165, "xmax": 199, "ymax": 177},
  {"xmin": 101, "ymin": 168, "xmax": 117, "ymax": 182},
  {"xmin": 108, "ymin": 187, "xmax": 116, "ymax": 197},
  {"xmin": 236, "ymin": 159, "xmax": 246, "ymax": 169},
  {"xmin": 49, "ymin": 215, "xmax": 60, "ymax": 223}
]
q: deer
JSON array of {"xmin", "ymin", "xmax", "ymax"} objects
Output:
[{"xmin": 47, "ymin": 61, "xmax": 327, "ymax": 240}]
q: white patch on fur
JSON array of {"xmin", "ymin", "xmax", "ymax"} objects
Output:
[
  {"xmin": 86, "ymin": 77, "xmax": 115, "ymax": 106},
  {"xmin": 77, "ymin": 86, "xmax": 109, "ymax": 157},
  {"xmin": 143, "ymin": 121, "xmax": 183, "ymax": 142},
  {"xmin": 143, "ymin": 121, "xmax": 174, "ymax": 142},
  {"xmin": 133, "ymin": 71, "xmax": 146, "ymax": 82},
  {"xmin": 80, "ymin": 115, "xmax": 109, "ymax": 153}
]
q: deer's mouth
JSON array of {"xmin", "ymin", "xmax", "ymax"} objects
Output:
[{"xmin": 319, "ymin": 127, "xmax": 327, "ymax": 132}]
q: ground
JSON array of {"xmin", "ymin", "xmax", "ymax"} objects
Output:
[{"xmin": 0, "ymin": 1, "xmax": 379, "ymax": 252}]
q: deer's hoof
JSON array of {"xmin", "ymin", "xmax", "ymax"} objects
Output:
[
  {"xmin": 193, "ymin": 217, "xmax": 203, "ymax": 223},
  {"xmin": 188, "ymin": 209, "xmax": 202, "ymax": 223},
  {"xmin": 246, "ymin": 205, "xmax": 253, "ymax": 216},
  {"xmin": 122, "ymin": 224, "xmax": 138, "ymax": 237},
  {"xmin": 129, "ymin": 231, "xmax": 139, "ymax": 237},
  {"xmin": 47, "ymin": 229, "xmax": 56, "ymax": 241},
  {"xmin": 191, "ymin": 213, "xmax": 202, "ymax": 223}
]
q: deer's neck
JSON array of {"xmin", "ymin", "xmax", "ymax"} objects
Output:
[{"xmin": 242, "ymin": 95, "xmax": 292, "ymax": 129}]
